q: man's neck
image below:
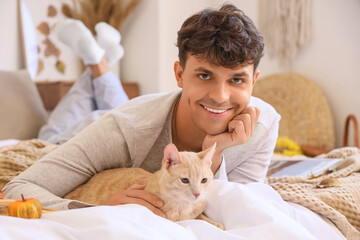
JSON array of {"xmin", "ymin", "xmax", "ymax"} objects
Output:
[{"xmin": 172, "ymin": 97, "xmax": 205, "ymax": 152}]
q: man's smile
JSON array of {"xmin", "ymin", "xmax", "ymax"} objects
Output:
[{"xmin": 200, "ymin": 104, "xmax": 233, "ymax": 118}]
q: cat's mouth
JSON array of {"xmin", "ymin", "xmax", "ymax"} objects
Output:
[{"xmin": 188, "ymin": 193, "xmax": 203, "ymax": 201}]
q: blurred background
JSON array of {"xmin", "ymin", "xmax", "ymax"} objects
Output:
[{"xmin": 0, "ymin": 0, "xmax": 359, "ymax": 148}]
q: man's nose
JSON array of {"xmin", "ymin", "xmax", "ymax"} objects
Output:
[{"xmin": 208, "ymin": 82, "xmax": 230, "ymax": 104}]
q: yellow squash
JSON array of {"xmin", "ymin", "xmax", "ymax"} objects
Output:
[{"xmin": 8, "ymin": 194, "xmax": 42, "ymax": 219}]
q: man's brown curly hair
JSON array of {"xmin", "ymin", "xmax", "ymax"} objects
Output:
[{"xmin": 177, "ymin": 3, "xmax": 264, "ymax": 71}]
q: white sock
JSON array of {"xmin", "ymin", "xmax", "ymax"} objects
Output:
[
  {"xmin": 57, "ymin": 19, "xmax": 105, "ymax": 65},
  {"xmin": 95, "ymin": 22, "xmax": 125, "ymax": 67}
]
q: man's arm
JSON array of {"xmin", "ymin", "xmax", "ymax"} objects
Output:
[
  {"xmin": 203, "ymin": 99, "xmax": 280, "ymax": 183},
  {"xmin": 4, "ymin": 112, "xmax": 165, "ymax": 217},
  {"xmin": 3, "ymin": 113, "xmax": 128, "ymax": 209},
  {"xmin": 203, "ymin": 107, "xmax": 260, "ymax": 174},
  {"xmin": 226, "ymin": 112, "xmax": 280, "ymax": 183}
]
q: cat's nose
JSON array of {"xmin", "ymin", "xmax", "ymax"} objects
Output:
[{"xmin": 194, "ymin": 193, "xmax": 200, "ymax": 198}]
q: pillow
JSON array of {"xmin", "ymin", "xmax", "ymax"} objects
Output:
[{"xmin": 0, "ymin": 70, "xmax": 48, "ymax": 140}]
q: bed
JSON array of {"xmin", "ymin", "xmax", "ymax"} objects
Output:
[
  {"xmin": 0, "ymin": 70, "xmax": 359, "ymax": 239},
  {"xmin": 0, "ymin": 180, "xmax": 346, "ymax": 240}
]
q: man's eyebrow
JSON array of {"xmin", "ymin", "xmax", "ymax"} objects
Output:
[
  {"xmin": 194, "ymin": 67, "xmax": 250, "ymax": 78},
  {"xmin": 194, "ymin": 67, "xmax": 214, "ymax": 75},
  {"xmin": 233, "ymin": 72, "xmax": 249, "ymax": 78}
]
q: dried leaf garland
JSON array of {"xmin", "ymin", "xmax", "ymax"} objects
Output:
[
  {"xmin": 61, "ymin": 3, "xmax": 73, "ymax": 18},
  {"xmin": 42, "ymin": 39, "xmax": 60, "ymax": 57},
  {"xmin": 56, "ymin": 60, "xmax": 66, "ymax": 74},
  {"xmin": 37, "ymin": 59, "xmax": 44, "ymax": 76},
  {"xmin": 37, "ymin": 22, "xmax": 50, "ymax": 36},
  {"xmin": 47, "ymin": 5, "xmax": 57, "ymax": 17}
]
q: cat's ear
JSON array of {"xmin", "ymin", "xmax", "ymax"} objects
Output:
[
  {"xmin": 163, "ymin": 143, "xmax": 181, "ymax": 169},
  {"xmin": 198, "ymin": 143, "xmax": 216, "ymax": 167}
]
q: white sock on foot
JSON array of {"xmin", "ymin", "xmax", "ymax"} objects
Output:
[
  {"xmin": 57, "ymin": 19, "xmax": 105, "ymax": 65},
  {"xmin": 95, "ymin": 22, "xmax": 125, "ymax": 67}
]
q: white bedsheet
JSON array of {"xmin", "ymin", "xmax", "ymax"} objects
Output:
[
  {"xmin": 0, "ymin": 180, "xmax": 345, "ymax": 240},
  {"xmin": 0, "ymin": 139, "xmax": 20, "ymax": 148}
]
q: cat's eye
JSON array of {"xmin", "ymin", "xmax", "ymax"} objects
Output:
[
  {"xmin": 181, "ymin": 178, "xmax": 189, "ymax": 184},
  {"xmin": 201, "ymin": 178, "xmax": 207, "ymax": 183}
]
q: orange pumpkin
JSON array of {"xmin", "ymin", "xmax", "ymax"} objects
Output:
[
  {"xmin": 0, "ymin": 190, "xmax": 4, "ymax": 199},
  {"xmin": 8, "ymin": 194, "xmax": 42, "ymax": 219}
]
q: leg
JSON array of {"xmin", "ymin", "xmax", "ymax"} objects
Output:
[
  {"xmin": 95, "ymin": 22, "xmax": 125, "ymax": 68},
  {"xmin": 92, "ymin": 22, "xmax": 129, "ymax": 109},
  {"xmin": 38, "ymin": 69, "xmax": 96, "ymax": 143},
  {"xmin": 57, "ymin": 19, "xmax": 104, "ymax": 65},
  {"xmin": 59, "ymin": 20, "xmax": 128, "ymax": 110},
  {"xmin": 39, "ymin": 20, "xmax": 128, "ymax": 143},
  {"xmin": 90, "ymin": 58, "xmax": 129, "ymax": 110}
]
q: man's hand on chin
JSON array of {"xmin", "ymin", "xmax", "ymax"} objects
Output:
[{"xmin": 202, "ymin": 106, "xmax": 260, "ymax": 173}]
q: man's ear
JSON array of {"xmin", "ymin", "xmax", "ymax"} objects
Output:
[
  {"xmin": 253, "ymin": 70, "xmax": 260, "ymax": 87},
  {"xmin": 174, "ymin": 61, "xmax": 184, "ymax": 88}
]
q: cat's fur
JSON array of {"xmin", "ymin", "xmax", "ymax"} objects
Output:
[{"xmin": 65, "ymin": 143, "xmax": 224, "ymax": 229}]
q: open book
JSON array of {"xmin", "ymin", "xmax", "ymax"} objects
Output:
[{"xmin": 267, "ymin": 157, "xmax": 343, "ymax": 178}]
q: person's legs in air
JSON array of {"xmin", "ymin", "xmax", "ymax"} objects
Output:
[
  {"xmin": 93, "ymin": 22, "xmax": 128, "ymax": 110},
  {"xmin": 38, "ymin": 20, "xmax": 128, "ymax": 143}
]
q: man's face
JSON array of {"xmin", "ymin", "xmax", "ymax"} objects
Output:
[{"xmin": 174, "ymin": 55, "xmax": 259, "ymax": 136}]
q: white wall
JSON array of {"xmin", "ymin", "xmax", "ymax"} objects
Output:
[
  {"xmin": 1, "ymin": 0, "xmax": 359, "ymax": 148},
  {"xmin": 0, "ymin": 0, "xmax": 23, "ymax": 70},
  {"xmin": 258, "ymin": 0, "xmax": 360, "ymax": 147}
]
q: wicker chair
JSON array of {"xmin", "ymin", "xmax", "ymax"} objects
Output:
[{"xmin": 252, "ymin": 73, "xmax": 335, "ymax": 154}]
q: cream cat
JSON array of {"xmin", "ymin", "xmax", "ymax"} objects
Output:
[{"xmin": 65, "ymin": 143, "xmax": 224, "ymax": 229}]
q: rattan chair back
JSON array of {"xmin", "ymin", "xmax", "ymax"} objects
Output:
[{"xmin": 252, "ymin": 73, "xmax": 335, "ymax": 150}]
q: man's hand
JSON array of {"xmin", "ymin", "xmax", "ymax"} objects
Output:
[
  {"xmin": 103, "ymin": 183, "xmax": 166, "ymax": 218},
  {"xmin": 202, "ymin": 107, "xmax": 260, "ymax": 173}
]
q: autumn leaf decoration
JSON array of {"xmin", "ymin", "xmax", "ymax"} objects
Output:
[{"xmin": 36, "ymin": 4, "xmax": 66, "ymax": 75}]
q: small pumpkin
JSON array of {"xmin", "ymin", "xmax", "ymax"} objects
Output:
[{"xmin": 8, "ymin": 194, "xmax": 42, "ymax": 219}]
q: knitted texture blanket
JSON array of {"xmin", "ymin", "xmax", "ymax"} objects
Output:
[
  {"xmin": 1, "ymin": 140, "xmax": 359, "ymax": 238},
  {"xmin": 0, "ymin": 139, "xmax": 57, "ymax": 190},
  {"xmin": 268, "ymin": 147, "xmax": 360, "ymax": 240}
]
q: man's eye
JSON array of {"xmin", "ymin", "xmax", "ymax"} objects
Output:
[
  {"xmin": 199, "ymin": 74, "xmax": 210, "ymax": 80},
  {"xmin": 232, "ymin": 78, "xmax": 243, "ymax": 84}
]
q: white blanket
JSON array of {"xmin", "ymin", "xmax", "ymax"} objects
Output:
[{"xmin": 0, "ymin": 181, "xmax": 345, "ymax": 240}]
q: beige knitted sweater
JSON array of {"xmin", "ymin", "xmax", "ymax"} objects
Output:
[{"xmin": 1, "ymin": 140, "xmax": 359, "ymax": 239}]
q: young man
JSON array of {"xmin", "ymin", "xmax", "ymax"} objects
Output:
[{"xmin": 3, "ymin": 4, "xmax": 280, "ymax": 218}]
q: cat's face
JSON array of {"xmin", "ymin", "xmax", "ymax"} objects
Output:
[{"xmin": 160, "ymin": 143, "xmax": 215, "ymax": 201}]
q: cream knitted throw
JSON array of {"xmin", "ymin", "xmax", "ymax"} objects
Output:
[
  {"xmin": 0, "ymin": 139, "xmax": 57, "ymax": 190},
  {"xmin": 1, "ymin": 140, "xmax": 360, "ymax": 238},
  {"xmin": 268, "ymin": 147, "xmax": 360, "ymax": 239}
]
